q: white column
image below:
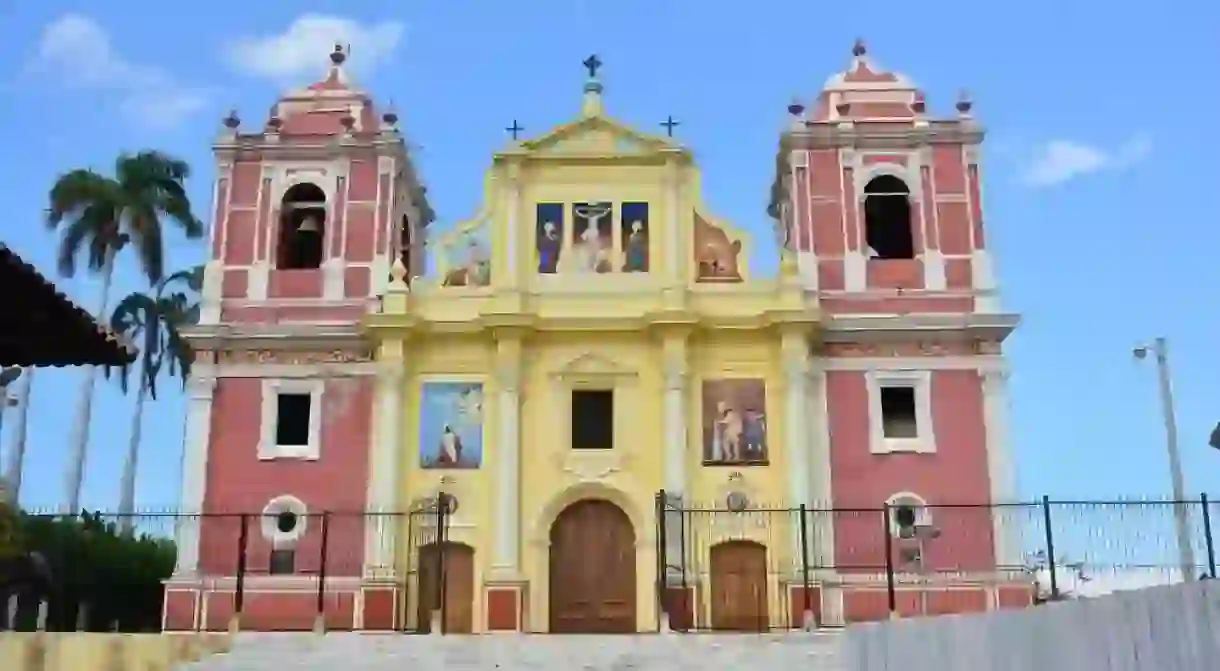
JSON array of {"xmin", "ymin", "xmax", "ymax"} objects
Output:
[
  {"xmin": 782, "ymin": 333, "xmax": 811, "ymax": 507},
  {"xmin": 365, "ymin": 364, "xmax": 404, "ymax": 577},
  {"xmin": 175, "ymin": 375, "xmax": 216, "ymax": 575},
  {"xmin": 493, "ymin": 353, "xmax": 522, "ymax": 573},
  {"xmin": 982, "ymin": 367, "xmax": 1020, "ymax": 570},
  {"xmin": 806, "ymin": 368, "xmax": 835, "ymax": 563},
  {"xmin": 663, "ymin": 371, "xmax": 688, "ymax": 495}
]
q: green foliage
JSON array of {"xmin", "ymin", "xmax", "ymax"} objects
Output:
[
  {"xmin": 12, "ymin": 511, "xmax": 175, "ymax": 631},
  {"xmin": 108, "ymin": 264, "xmax": 202, "ymax": 399},
  {"xmin": 46, "ymin": 151, "xmax": 205, "ymax": 285},
  {"xmin": 0, "ymin": 501, "xmax": 22, "ymax": 560}
]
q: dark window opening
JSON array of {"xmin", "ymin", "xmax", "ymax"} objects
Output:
[
  {"xmin": 275, "ymin": 511, "xmax": 299, "ymax": 533},
  {"xmin": 894, "ymin": 505, "xmax": 918, "ymax": 531},
  {"xmin": 275, "ymin": 393, "xmax": 312, "ymax": 446},
  {"xmin": 277, "ymin": 183, "xmax": 327, "ymax": 269},
  {"xmin": 269, "ymin": 549, "xmax": 296, "ymax": 575},
  {"xmin": 863, "ymin": 175, "xmax": 915, "ymax": 260},
  {"xmin": 571, "ymin": 389, "xmax": 614, "ymax": 450},
  {"xmin": 879, "ymin": 386, "xmax": 918, "ymax": 438}
]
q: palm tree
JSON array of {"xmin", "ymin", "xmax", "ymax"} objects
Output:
[
  {"xmin": 46, "ymin": 151, "xmax": 205, "ymax": 514},
  {"xmin": 109, "ymin": 267, "xmax": 201, "ymax": 534}
]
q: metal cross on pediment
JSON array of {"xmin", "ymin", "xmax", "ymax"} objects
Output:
[
  {"xmin": 506, "ymin": 119, "xmax": 524, "ymax": 140},
  {"xmin": 582, "ymin": 54, "xmax": 603, "ymax": 78},
  {"xmin": 661, "ymin": 115, "xmax": 680, "ymax": 137}
]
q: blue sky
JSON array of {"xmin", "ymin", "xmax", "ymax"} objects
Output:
[{"xmin": 0, "ymin": 1, "xmax": 1217, "ymax": 519}]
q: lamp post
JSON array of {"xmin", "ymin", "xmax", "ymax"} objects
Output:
[{"xmin": 1133, "ymin": 337, "xmax": 1196, "ymax": 581}]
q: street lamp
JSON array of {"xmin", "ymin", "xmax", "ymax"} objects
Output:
[{"xmin": 1133, "ymin": 337, "xmax": 1196, "ymax": 582}]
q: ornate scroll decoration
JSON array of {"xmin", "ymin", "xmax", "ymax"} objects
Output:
[{"xmin": 216, "ymin": 349, "xmax": 372, "ymax": 365}]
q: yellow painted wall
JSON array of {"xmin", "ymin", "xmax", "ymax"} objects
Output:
[
  {"xmin": 368, "ymin": 88, "xmax": 816, "ymax": 632},
  {"xmin": 0, "ymin": 632, "xmax": 231, "ymax": 671}
]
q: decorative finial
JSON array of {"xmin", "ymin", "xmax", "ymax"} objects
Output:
[
  {"xmin": 382, "ymin": 102, "xmax": 399, "ymax": 127},
  {"xmin": 852, "ymin": 39, "xmax": 867, "ymax": 57},
  {"xmin": 660, "ymin": 115, "xmax": 680, "ymax": 138},
  {"xmin": 223, "ymin": 109, "xmax": 240, "ymax": 129},
  {"xmin": 330, "ymin": 43, "xmax": 347, "ymax": 65},
  {"xmin": 582, "ymin": 54, "xmax": 603, "ymax": 79},
  {"xmin": 787, "ymin": 99, "xmax": 806, "ymax": 117},
  {"xmin": 340, "ymin": 105, "xmax": 356, "ymax": 130},
  {"xmin": 911, "ymin": 91, "xmax": 926, "ymax": 115},
  {"xmin": 266, "ymin": 115, "xmax": 283, "ymax": 132},
  {"xmin": 389, "ymin": 256, "xmax": 408, "ymax": 289},
  {"xmin": 956, "ymin": 90, "xmax": 973, "ymax": 115}
]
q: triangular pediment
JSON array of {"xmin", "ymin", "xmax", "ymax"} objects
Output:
[
  {"xmin": 553, "ymin": 351, "xmax": 635, "ymax": 377},
  {"xmin": 519, "ymin": 117, "xmax": 670, "ymax": 157}
]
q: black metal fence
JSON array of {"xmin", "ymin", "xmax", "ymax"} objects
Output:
[
  {"xmin": 655, "ymin": 491, "xmax": 1220, "ymax": 631},
  {"xmin": 7, "ymin": 493, "xmax": 1220, "ymax": 633}
]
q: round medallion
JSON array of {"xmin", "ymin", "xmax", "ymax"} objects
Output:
[{"xmin": 725, "ymin": 491, "xmax": 750, "ymax": 512}]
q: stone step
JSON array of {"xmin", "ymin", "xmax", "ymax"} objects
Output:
[{"xmin": 179, "ymin": 631, "xmax": 845, "ymax": 670}]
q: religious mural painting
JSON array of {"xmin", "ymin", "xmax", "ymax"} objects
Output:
[
  {"xmin": 420, "ymin": 382, "xmax": 484, "ymax": 469},
  {"xmin": 536, "ymin": 202, "xmax": 565, "ymax": 274},
  {"xmin": 620, "ymin": 202, "xmax": 650, "ymax": 272},
  {"xmin": 693, "ymin": 212, "xmax": 743, "ymax": 282},
  {"xmin": 571, "ymin": 201, "xmax": 614, "ymax": 273},
  {"xmin": 441, "ymin": 222, "xmax": 492, "ymax": 287},
  {"xmin": 701, "ymin": 379, "xmax": 768, "ymax": 465}
]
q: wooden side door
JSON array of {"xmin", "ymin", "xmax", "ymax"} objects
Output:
[
  {"xmin": 416, "ymin": 542, "xmax": 474, "ymax": 633},
  {"xmin": 709, "ymin": 541, "xmax": 769, "ymax": 632}
]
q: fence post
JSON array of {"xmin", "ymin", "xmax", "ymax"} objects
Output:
[
  {"xmin": 232, "ymin": 513, "xmax": 249, "ymax": 633},
  {"xmin": 314, "ymin": 511, "xmax": 331, "ymax": 634},
  {"xmin": 655, "ymin": 489, "xmax": 667, "ymax": 632},
  {"xmin": 798, "ymin": 504, "xmax": 813, "ymax": 629},
  {"xmin": 882, "ymin": 503, "xmax": 897, "ymax": 618},
  {"xmin": 1202, "ymin": 493, "xmax": 1216, "ymax": 579},
  {"xmin": 1041, "ymin": 495, "xmax": 1059, "ymax": 600}
]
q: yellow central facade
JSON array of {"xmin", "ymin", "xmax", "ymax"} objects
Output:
[{"xmin": 364, "ymin": 78, "xmax": 819, "ymax": 633}]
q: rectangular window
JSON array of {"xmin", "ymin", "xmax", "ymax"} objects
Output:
[
  {"xmin": 268, "ymin": 549, "xmax": 296, "ymax": 575},
  {"xmin": 879, "ymin": 386, "xmax": 919, "ymax": 439},
  {"xmin": 571, "ymin": 389, "xmax": 614, "ymax": 450},
  {"xmin": 275, "ymin": 393, "xmax": 312, "ymax": 446}
]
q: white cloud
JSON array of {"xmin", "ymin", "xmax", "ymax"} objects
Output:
[
  {"xmin": 222, "ymin": 15, "xmax": 406, "ymax": 82},
  {"xmin": 1021, "ymin": 133, "xmax": 1154, "ymax": 188},
  {"xmin": 30, "ymin": 14, "xmax": 210, "ymax": 128}
]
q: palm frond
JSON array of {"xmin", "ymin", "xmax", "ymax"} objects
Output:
[
  {"xmin": 46, "ymin": 170, "xmax": 118, "ymax": 229},
  {"xmin": 126, "ymin": 203, "xmax": 166, "ymax": 285}
]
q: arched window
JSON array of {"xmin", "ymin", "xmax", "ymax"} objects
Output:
[
  {"xmin": 863, "ymin": 175, "xmax": 915, "ymax": 260},
  {"xmin": 399, "ymin": 213, "xmax": 412, "ymax": 279},
  {"xmin": 886, "ymin": 492, "xmax": 934, "ymax": 539},
  {"xmin": 277, "ymin": 183, "xmax": 327, "ymax": 269}
]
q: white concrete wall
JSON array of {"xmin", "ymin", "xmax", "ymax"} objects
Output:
[{"xmin": 845, "ymin": 580, "xmax": 1220, "ymax": 670}]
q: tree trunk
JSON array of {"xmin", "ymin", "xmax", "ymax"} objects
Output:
[
  {"xmin": 117, "ymin": 375, "xmax": 147, "ymax": 535},
  {"xmin": 62, "ymin": 250, "xmax": 116, "ymax": 514},
  {"xmin": 3, "ymin": 368, "xmax": 34, "ymax": 504}
]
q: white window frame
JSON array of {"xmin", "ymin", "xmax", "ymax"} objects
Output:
[
  {"xmin": 886, "ymin": 491, "xmax": 933, "ymax": 536},
  {"xmin": 260, "ymin": 494, "xmax": 309, "ymax": 549},
  {"xmin": 866, "ymin": 370, "xmax": 935, "ymax": 454},
  {"xmin": 259, "ymin": 378, "xmax": 324, "ymax": 460}
]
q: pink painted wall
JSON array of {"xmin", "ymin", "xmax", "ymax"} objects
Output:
[
  {"xmin": 198, "ymin": 376, "xmax": 375, "ymax": 578},
  {"xmin": 825, "ymin": 368, "xmax": 997, "ymax": 573}
]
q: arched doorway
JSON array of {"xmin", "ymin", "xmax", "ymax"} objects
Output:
[
  {"xmin": 548, "ymin": 499, "xmax": 637, "ymax": 633},
  {"xmin": 416, "ymin": 542, "xmax": 475, "ymax": 633},
  {"xmin": 709, "ymin": 540, "xmax": 769, "ymax": 631}
]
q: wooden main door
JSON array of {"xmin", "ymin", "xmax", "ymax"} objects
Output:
[
  {"xmin": 548, "ymin": 499, "xmax": 637, "ymax": 633},
  {"xmin": 416, "ymin": 542, "xmax": 474, "ymax": 633},
  {"xmin": 709, "ymin": 541, "xmax": 769, "ymax": 632}
]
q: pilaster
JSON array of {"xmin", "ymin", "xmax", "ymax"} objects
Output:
[
  {"xmin": 663, "ymin": 158, "xmax": 683, "ymax": 289},
  {"xmin": 492, "ymin": 331, "xmax": 524, "ymax": 577},
  {"xmin": 806, "ymin": 366, "xmax": 836, "ymax": 576},
  {"xmin": 981, "ymin": 366, "xmax": 1020, "ymax": 568},
  {"xmin": 364, "ymin": 340, "xmax": 406, "ymax": 578},
  {"xmin": 780, "ymin": 329, "xmax": 812, "ymax": 574},
  {"xmin": 174, "ymin": 375, "xmax": 217, "ymax": 575},
  {"xmin": 502, "ymin": 160, "xmax": 522, "ymax": 287},
  {"xmin": 660, "ymin": 331, "xmax": 690, "ymax": 495}
]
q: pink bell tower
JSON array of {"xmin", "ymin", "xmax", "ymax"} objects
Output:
[
  {"xmin": 771, "ymin": 41, "xmax": 1026, "ymax": 623},
  {"xmin": 164, "ymin": 45, "xmax": 433, "ymax": 632}
]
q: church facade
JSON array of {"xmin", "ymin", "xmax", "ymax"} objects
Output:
[{"xmin": 163, "ymin": 42, "xmax": 1027, "ymax": 634}]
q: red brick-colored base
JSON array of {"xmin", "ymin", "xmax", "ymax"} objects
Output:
[
  {"xmin": 162, "ymin": 582, "xmax": 361, "ymax": 631},
  {"xmin": 360, "ymin": 586, "xmax": 400, "ymax": 631},
  {"xmin": 787, "ymin": 584, "xmax": 822, "ymax": 628},
  {"xmin": 662, "ymin": 586, "xmax": 696, "ymax": 630},
  {"xmin": 839, "ymin": 586, "xmax": 1008, "ymax": 623},
  {"xmin": 484, "ymin": 585, "xmax": 523, "ymax": 631}
]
